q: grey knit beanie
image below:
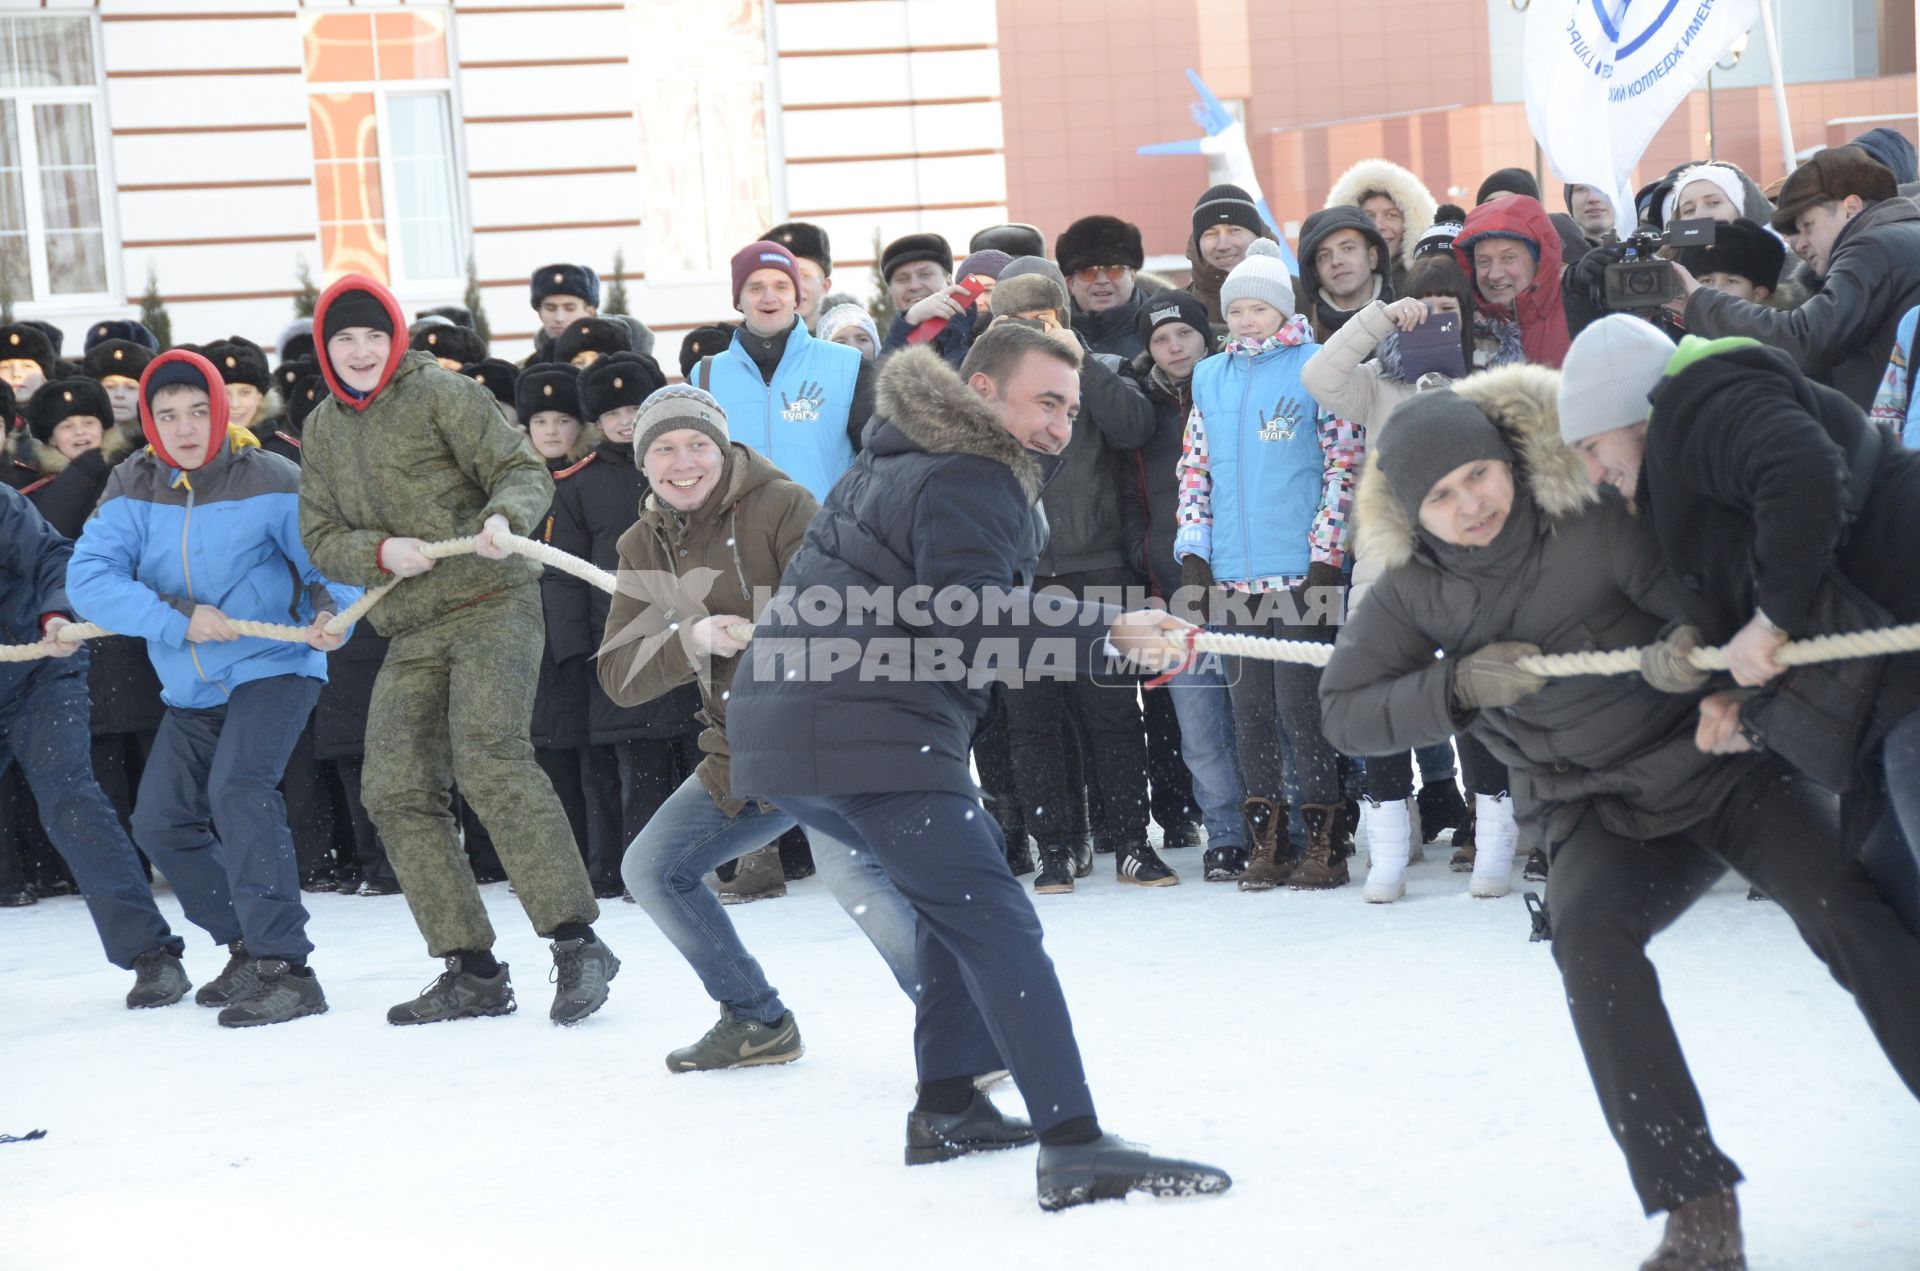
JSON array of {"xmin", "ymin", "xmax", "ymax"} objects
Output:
[
  {"xmin": 1558, "ymin": 315, "xmax": 1673, "ymax": 445},
  {"xmin": 1219, "ymin": 239, "xmax": 1295, "ymax": 316},
  {"xmin": 634, "ymin": 384, "xmax": 729, "ymax": 457},
  {"xmin": 1377, "ymin": 389, "xmax": 1517, "ymax": 519}
]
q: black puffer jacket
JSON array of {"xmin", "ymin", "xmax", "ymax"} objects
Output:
[
  {"xmin": 1071, "ymin": 291, "xmax": 1149, "ymax": 361},
  {"xmin": 1319, "ymin": 365, "xmax": 1761, "ymax": 853},
  {"xmin": 1118, "ymin": 353, "xmax": 1192, "ymax": 600},
  {"xmin": 531, "ymin": 454, "xmax": 589, "ymax": 751},
  {"xmin": 1034, "ymin": 336, "xmax": 1154, "ymax": 577},
  {"xmin": 1683, "ymin": 197, "xmax": 1920, "ymax": 408},
  {"xmin": 311, "ymin": 624, "xmax": 388, "ymax": 761}
]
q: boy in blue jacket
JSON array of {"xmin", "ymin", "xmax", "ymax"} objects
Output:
[{"xmin": 68, "ymin": 349, "xmax": 360, "ymax": 1028}]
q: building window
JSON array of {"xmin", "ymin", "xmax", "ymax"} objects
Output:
[
  {"xmin": 0, "ymin": 15, "xmax": 112, "ymax": 305},
  {"xmin": 302, "ymin": 10, "xmax": 463, "ymax": 288}
]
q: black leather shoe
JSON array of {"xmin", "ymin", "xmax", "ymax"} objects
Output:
[
  {"xmin": 1036, "ymin": 1134, "xmax": 1231, "ymax": 1211},
  {"xmin": 904, "ymin": 1091, "xmax": 1036, "ymax": 1165}
]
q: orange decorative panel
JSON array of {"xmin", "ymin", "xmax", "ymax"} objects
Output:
[
  {"xmin": 374, "ymin": 12, "xmax": 449, "ymax": 82},
  {"xmin": 308, "ymin": 93, "xmax": 388, "ymax": 283},
  {"xmin": 303, "ymin": 14, "xmax": 376, "ymax": 85}
]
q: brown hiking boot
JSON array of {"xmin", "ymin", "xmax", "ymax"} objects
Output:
[
  {"xmin": 1288, "ymin": 804, "xmax": 1350, "ymax": 890},
  {"xmin": 1236, "ymin": 797, "xmax": 1293, "ymax": 892},
  {"xmin": 1640, "ymin": 1189, "xmax": 1745, "ymax": 1271},
  {"xmin": 717, "ymin": 843, "xmax": 788, "ymax": 905}
]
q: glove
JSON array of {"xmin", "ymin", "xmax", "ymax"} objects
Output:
[
  {"xmin": 1180, "ymin": 554, "xmax": 1215, "ymax": 591},
  {"xmin": 1568, "ymin": 245, "xmax": 1624, "ymax": 305},
  {"xmin": 1640, "ymin": 624, "xmax": 1712, "ymax": 694},
  {"xmin": 1451, "ymin": 641, "xmax": 1548, "ymax": 711},
  {"xmin": 1292, "ymin": 560, "xmax": 1347, "ymax": 629}
]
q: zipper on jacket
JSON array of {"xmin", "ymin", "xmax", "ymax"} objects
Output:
[{"xmin": 178, "ymin": 480, "xmax": 212, "ymax": 686}]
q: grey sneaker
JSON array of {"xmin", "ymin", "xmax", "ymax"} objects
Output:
[
  {"xmin": 666, "ymin": 1007, "xmax": 804, "ymax": 1072},
  {"xmin": 217, "ymin": 959, "xmax": 328, "ymax": 1028},
  {"xmin": 717, "ymin": 843, "xmax": 788, "ymax": 905},
  {"xmin": 127, "ymin": 948, "xmax": 191, "ymax": 1009},
  {"xmin": 387, "ymin": 956, "xmax": 516, "ymax": 1025},
  {"xmin": 194, "ymin": 941, "xmax": 258, "ymax": 1007},
  {"xmin": 549, "ymin": 936, "xmax": 620, "ymax": 1026}
]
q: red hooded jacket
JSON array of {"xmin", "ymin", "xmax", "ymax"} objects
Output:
[
  {"xmin": 312, "ymin": 274, "xmax": 410, "ymax": 411},
  {"xmin": 1455, "ymin": 195, "xmax": 1570, "ymax": 368}
]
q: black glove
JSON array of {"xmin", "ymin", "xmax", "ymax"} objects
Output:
[
  {"xmin": 1568, "ymin": 244, "xmax": 1625, "ymax": 305},
  {"xmin": 1180, "ymin": 554, "xmax": 1215, "ymax": 592},
  {"xmin": 1292, "ymin": 560, "xmax": 1346, "ymax": 628}
]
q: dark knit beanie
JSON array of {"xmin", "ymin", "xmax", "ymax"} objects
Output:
[
  {"xmin": 1476, "ymin": 168, "xmax": 1542, "ymax": 205},
  {"xmin": 27, "ymin": 377, "xmax": 113, "ymax": 443},
  {"xmin": 144, "ymin": 357, "xmax": 212, "ymax": 401},
  {"xmin": 1415, "ymin": 204, "xmax": 1468, "ymax": 260},
  {"xmin": 460, "ymin": 358, "xmax": 519, "ymax": 409},
  {"xmin": 287, "ymin": 375, "xmax": 328, "ymax": 430},
  {"xmin": 762, "ymin": 221, "xmax": 832, "ymax": 275},
  {"xmin": 968, "ymin": 223, "xmax": 1045, "ymax": 259},
  {"xmin": 678, "ymin": 324, "xmax": 736, "ymax": 381},
  {"xmin": 1192, "ymin": 183, "xmax": 1268, "ymax": 238},
  {"xmin": 410, "ymin": 323, "xmax": 487, "ymax": 366},
  {"xmin": 956, "ymin": 248, "xmax": 1014, "ymax": 283},
  {"xmin": 879, "ymin": 233, "xmax": 954, "ymax": 285},
  {"xmin": 1376, "ymin": 389, "xmax": 1517, "ymax": 521},
  {"xmin": 529, "ymin": 263, "xmax": 600, "ymax": 310},
  {"xmin": 554, "ymin": 317, "xmax": 633, "ymax": 364},
  {"xmin": 1054, "ymin": 214, "xmax": 1145, "ymax": 277},
  {"xmin": 634, "ymin": 385, "xmax": 729, "ymax": 455},
  {"xmin": 516, "ymin": 365, "xmax": 582, "ymax": 423},
  {"xmin": 1135, "ymin": 289, "xmax": 1211, "ymax": 347},
  {"xmin": 84, "ymin": 338, "xmax": 154, "ymax": 383},
  {"xmin": 320, "ymin": 288, "xmax": 395, "ymax": 342},
  {"xmin": 581, "ymin": 352, "xmax": 668, "ymax": 422},
  {"xmin": 730, "ymin": 241, "xmax": 802, "ymax": 306},
  {"xmin": 203, "ymin": 336, "xmax": 271, "ymax": 392}
]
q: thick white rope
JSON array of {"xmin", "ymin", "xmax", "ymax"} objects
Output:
[{"xmin": 9, "ymin": 534, "xmax": 1920, "ymax": 678}]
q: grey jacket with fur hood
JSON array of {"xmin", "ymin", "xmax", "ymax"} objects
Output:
[{"xmin": 1319, "ymin": 364, "xmax": 1763, "ymax": 854}]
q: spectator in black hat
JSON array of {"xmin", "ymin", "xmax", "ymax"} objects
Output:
[
  {"xmin": 256, "ymin": 358, "xmax": 319, "ymax": 464},
  {"xmin": 1055, "ymin": 214, "xmax": 1149, "ymax": 360},
  {"xmin": 529, "ymin": 262, "xmax": 602, "ymax": 361},
  {"xmin": 277, "ymin": 318, "xmax": 316, "ymax": 366},
  {"xmin": 878, "ymin": 232, "xmax": 977, "ymax": 368},
  {"xmin": 459, "ymin": 358, "xmax": 520, "ymax": 422},
  {"xmin": 1675, "ymin": 217, "xmax": 1785, "ymax": 306},
  {"xmin": 554, "ymin": 317, "xmax": 632, "ymax": 370},
  {"xmin": 85, "ymin": 319, "xmax": 159, "ymax": 354},
  {"xmin": 1186, "ymin": 184, "xmax": 1279, "ymax": 333},
  {"xmin": 0, "ymin": 323, "xmax": 58, "ymax": 408},
  {"xmin": 83, "ymin": 338, "xmax": 153, "ymax": 453},
  {"xmin": 970, "ymin": 222, "xmax": 1046, "ymax": 260},
  {"xmin": 17, "ymin": 378, "xmax": 124, "ymax": 537},
  {"xmin": 677, "ymin": 325, "xmax": 735, "ymax": 382},
  {"xmin": 515, "ymin": 364, "xmax": 585, "ymax": 465},
  {"xmin": 416, "ymin": 303, "xmax": 475, "ymax": 329},
  {"xmin": 762, "ymin": 221, "xmax": 833, "ymax": 331},
  {"xmin": 411, "ymin": 323, "xmax": 487, "ymax": 371},
  {"xmin": 201, "ymin": 336, "xmax": 274, "ymax": 433}
]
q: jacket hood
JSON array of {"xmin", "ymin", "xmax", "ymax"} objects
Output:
[
  {"xmin": 1851, "ymin": 126, "xmax": 1919, "ymax": 185},
  {"xmin": 1354, "ymin": 363, "xmax": 1596, "ymax": 569},
  {"xmin": 1455, "ymin": 196, "xmax": 1569, "ymax": 364},
  {"xmin": 313, "ymin": 274, "xmax": 410, "ymax": 410},
  {"xmin": 1298, "ymin": 205, "xmax": 1394, "ymax": 307},
  {"xmin": 641, "ymin": 440, "xmax": 785, "ymax": 527},
  {"xmin": 139, "ymin": 348, "xmax": 232, "ymax": 472},
  {"xmin": 873, "ymin": 346, "xmax": 1042, "ymax": 502},
  {"xmin": 1325, "ymin": 158, "xmax": 1439, "ymax": 273}
]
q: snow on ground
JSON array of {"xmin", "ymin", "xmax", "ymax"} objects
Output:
[{"xmin": 3, "ymin": 850, "xmax": 1916, "ymax": 1271}]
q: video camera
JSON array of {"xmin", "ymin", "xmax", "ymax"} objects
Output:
[{"xmin": 1603, "ymin": 218, "xmax": 1717, "ymax": 311}]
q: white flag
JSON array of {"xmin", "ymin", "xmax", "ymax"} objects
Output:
[{"xmin": 1524, "ymin": 0, "xmax": 1760, "ymax": 230}]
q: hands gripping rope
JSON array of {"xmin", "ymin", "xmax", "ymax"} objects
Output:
[{"xmin": 9, "ymin": 532, "xmax": 1920, "ymax": 676}]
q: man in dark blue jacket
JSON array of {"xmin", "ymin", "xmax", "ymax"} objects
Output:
[
  {"xmin": 726, "ymin": 326, "xmax": 1231, "ymax": 1210},
  {"xmin": 0, "ymin": 485, "xmax": 194, "ymax": 1009}
]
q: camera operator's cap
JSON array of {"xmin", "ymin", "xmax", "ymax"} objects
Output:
[
  {"xmin": 1769, "ymin": 146, "xmax": 1898, "ymax": 235},
  {"xmin": 1558, "ymin": 314, "xmax": 1676, "ymax": 445}
]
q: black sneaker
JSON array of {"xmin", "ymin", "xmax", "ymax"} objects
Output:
[
  {"xmin": 549, "ymin": 936, "xmax": 620, "ymax": 1026},
  {"xmin": 1161, "ymin": 821, "xmax": 1204, "ymax": 851},
  {"xmin": 1070, "ymin": 838, "xmax": 1094, "ymax": 879},
  {"xmin": 906, "ymin": 1090, "xmax": 1036, "ymax": 1165},
  {"xmin": 388, "ymin": 956, "xmax": 516, "ymax": 1025},
  {"xmin": 31, "ymin": 877, "xmax": 75, "ymax": 898},
  {"xmin": 299, "ymin": 874, "xmax": 338, "ymax": 894},
  {"xmin": 0, "ymin": 886, "xmax": 37, "ymax": 907},
  {"xmin": 1523, "ymin": 848, "xmax": 1549, "ymax": 882},
  {"xmin": 357, "ymin": 878, "xmax": 401, "ymax": 897},
  {"xmin": 126, "ymin": 948, "xmax": 190, "ymax": 1009},
  {"xmin": 1036, "ymin": 1133, "xmax": 1232, "ymax": 1212},
  {"xmin": 218, "ymin": 959, "xmax": 328, "ymax": 1028},
  {"xmin": 1115, "ymin": 843, "xmax": 1179, "ymax": 887},
  {"xmin": 1033, "ymin": 845, "xmax": 1075, "ymax": 895},
  {"xmin": 1202, "ymin": 845, "xmax": 1248, "ymax": 882},
  {"xmin": 194, "ymin": 941, "xmax": 258, "ymax": 1007}
]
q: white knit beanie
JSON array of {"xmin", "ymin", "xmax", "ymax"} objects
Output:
[
  {"xmin": 816, "ymin": 302, "xmax": 879, "ymax": 352},
  {"xmin": 1220, "ymin": 238, "xmax": 1295, "ymax": 316},
  {"xmin": 1558, "ymin": 315, "xmax": 1675, "ymax": 445},
  {"xmin": 1661, "ymin": 163, "xmax": 1747, "ymax": 225}
]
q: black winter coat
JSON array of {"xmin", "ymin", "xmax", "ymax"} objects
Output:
[
  {"xmin": 1118, "ymin": 354, "xmax": 1190, "ymax": 599},
  {"xmin": 1071, "ymin": 290, "xmax": 1148, "ymax": 361},
  {"xmin": 531, "ymin": 458, "xmax": 590, "ymax": 750},
  {"xmin": 311, "ymin": 624, "xmax": 388, "ymax": 760},
  {"xmin": 547, "ymin": 434, "xmax": 702, "ymax": 744},
  {"xmin": 727, "ymin": 348, "xmax": 1113, "ymax": 801},
  {"xmin": 257, "ymin": 416, "xmax": 304, "ymax": 466},
  {"xmin": 1683, "ymin": 197, "xmax": 1920, "ymax": 409},
  {"xmin": 1034, "ymin": 339, "xmax": 1153, "ymax": 577}
]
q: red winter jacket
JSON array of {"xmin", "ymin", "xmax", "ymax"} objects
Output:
[{"xmin": 1456, "ymin": 196, "xmax": 1570, "ymax": 368}]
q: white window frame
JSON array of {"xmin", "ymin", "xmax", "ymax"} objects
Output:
[
  {"xmin": 2, "ymin": 13, "xmax": 121, "ymax": 314},
  {"xmin": 299, "ymin": 6, "xmax": 470, "ymax": 297}
]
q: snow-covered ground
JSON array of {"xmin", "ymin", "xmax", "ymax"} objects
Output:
[{"xmin": 4, "ymin": 850, "xmax": 1916, "ymax": 1271}]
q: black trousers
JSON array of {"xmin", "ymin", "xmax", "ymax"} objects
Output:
[
  {"xmin": 581, "ymin": 736, "xmax": 700, "ymax": 890},
  {"xmin": 1141, "ymin": 683, "xmax": 1199, "ymax": 833},
  {"xmin": 328, "ymin": 756, "xmax": 394, "ymax": 886},
  {"xmin": 1546, "ymin": 762, "xmax": 1920, "ymax": 1214}
]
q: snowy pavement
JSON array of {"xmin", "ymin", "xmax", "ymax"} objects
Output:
[{"xmin": 3, "ymin": 851, "xmax": 1916, "ymax": 1271}]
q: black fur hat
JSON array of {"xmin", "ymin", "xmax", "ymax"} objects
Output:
[
  {"xmin": 879, "ymin": 233, "xmax": 954, "ymax": 285},
  {"xmin": 1053, "ymin": 215, "xmax": 1145, "ymax": 277},
  {"xmin": 0, "ymin": 378, "xmax": 13, "ymax": 427},
  {"xmin": 515, "ymin": 364, "xmax": 582, "ymax": 423},
  {"xmin": 84, "ymin": 338, "xmax": 155, "ymax": 383},
  {"xmin": 85, "ymin": 319, "xmax": 159, "ymax": 353},
  {"xmin": 969, "ymin": 223, "xmax": 1046, "ymax": 259},
  {"xmin": 411, "ymin": 323, "xmax": 487, "ymax": 366},
  {"xmin": 0, "ymin": 323, "xmax": 57, "ymax": 379},
  {"xmin": 415, "ymin": 303, "xmax": 475, "ymax": 328},
  {"xmin": 581, "ymin": 352, "xmax": 668, "ymax": 422},
  {"xmin": 273, "ymin": 356, "xmax": 318, "ymax": 398},
  {"xmin": 1676, "ymin": 217, "xmax": 1787, "ymax": 292},
  {"xmin": 24, "ymin": 320, "xmax": 64, "ymax": 360},
  {"xmin": 460, "ymin": 358, "xmax": 520, "ymax": 409},
  {"xmin": 203, "ymin": 336, "xmax": 272, "ymax": 392},
  {"xmin": 762, "ymin": 221, "xmax": 832, "ymax": 275},
  {"xmin": 529, "ymin": 263, "xmax": 600, "ymax": 310},
  {"xmin": 554, "ymin": 317, "xmax": 632, "ymax": 365},
  {"xmin": 677, "ymin": 324, "xmax": 736, "ymax": 381},
  {"xmin": 287, "ymin": 375, "xmax": 329, "ymax": 431},
  {"xmin": 26, "ymin": 376, "xmax": 113, "ymax": 443}
]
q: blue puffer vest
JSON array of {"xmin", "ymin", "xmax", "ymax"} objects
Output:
[
  {"xmin": 703, "ymin": 319, "xmax": 861, "ymax": 501},
  {"xmin": 1190, "ymin": 339, "xmax": 1325, "ymax": 582}
]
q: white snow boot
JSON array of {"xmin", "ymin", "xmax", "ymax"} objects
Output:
[
  {"xmin": 1362, "ymin": 799, "xmax": 1413, "ymax": 903},
  {"xmin": 1468, "ymin": 794, "xmax": 1518, "ymax": 898}
]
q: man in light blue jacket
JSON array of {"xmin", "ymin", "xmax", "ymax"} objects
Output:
[{"xmin": 69, "ymin": 349, "xmax": 359, "ymax": 1028}]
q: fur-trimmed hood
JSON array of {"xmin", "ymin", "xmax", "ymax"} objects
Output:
[
  {"xmin": 8, "ymin": 419, "xmax": 136, "ymax": 478},
  {"xmin": 1354, "ymin": 363, "xmax": 1597, "ymax": 569},
  {"xmin": 874, "ymin": 346, "xmax": 1042, "ymax": 502},
  {"xmin": 1326, "ymin": 158, "xmax": 1440, "ymax": 274}
]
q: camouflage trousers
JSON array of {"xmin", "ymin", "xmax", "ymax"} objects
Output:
[{"xmin": 363, "ymin": 582, "xmax": 597, "ymax": 956}]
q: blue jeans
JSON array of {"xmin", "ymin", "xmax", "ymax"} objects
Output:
[
  {"xmin": 1415, "ymin": 741, "xmax": 1456, "ymax": 784},
  {"xmin": 622, "ymin": 772, "xmax": 920, "ymax": 1024},
  {"xmin": 1860, "ymin": 708, "xmax": 1920, "ymax": 937},
  {"xmin": 0, "ymin": 659, "xmax": 180, "ymax": 969},
  {"xmin": 133, "ymin": 674, "xmax": 320, "ymax": 962},
  {"xmin": 1164, "ymin": 649, "xmax": 1246, "ymax": 848}
]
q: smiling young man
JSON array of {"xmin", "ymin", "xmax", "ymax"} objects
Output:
[
  {"xmin": 1674, "ymin": 145, "xmax": 1920, "ymax": 410},
  {"xmin": 693, "ymin": 240, "xmax": 872, "ymax": 502},
  {"xmin": 1296, "ymin": 205, "xmax": 1395, "ymax": 342},
  {"xmin": 878, "ymin": 232, "xmax": 978, "ymax": 368},
  {"xmin": 297, "ymin": 273, "xmax": 618, "ymax": 1027},
  {"xmin": 1186, "ymin": 184, "xmax": 1279, "ymax": 334},
  {"xmin": 68, "ymin": 349, "xmax": 361, "ymax": 1028},
  {"xmin": 761, "ymin": 221, "xmax": 833, "ymax": 331}
]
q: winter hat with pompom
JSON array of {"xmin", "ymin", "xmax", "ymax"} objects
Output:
[{"xmin": 1219, "ymin": 238, "xmax": 1295, "ymax": 315}]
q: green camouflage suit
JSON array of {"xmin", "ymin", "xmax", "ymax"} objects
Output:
[{"xmin": 299, "ymin": 350, "xmax": 597, "ymax": 954}]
